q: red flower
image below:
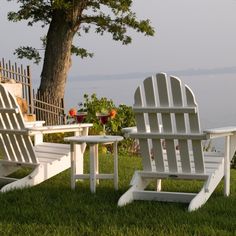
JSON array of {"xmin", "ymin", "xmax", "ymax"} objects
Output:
[
  {"xmin": 110, "ymin": 109, "xmax": 117, "ymax": 119},
  {"xmin": 69, "ymin": 108, "xmax": 77, "ymax": 117}
]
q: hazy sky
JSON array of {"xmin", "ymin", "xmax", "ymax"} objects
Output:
[{"xmin": 1, "ymin": 0, "xmax": 236, "ymax": 82}]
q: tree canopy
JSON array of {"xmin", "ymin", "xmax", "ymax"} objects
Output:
[{"xmin": 7, "ymin": 0, "xmax": 155, "ymax": 100}]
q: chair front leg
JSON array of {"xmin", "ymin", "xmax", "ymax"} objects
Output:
[
  {"xmin": 224, "ymin": 135, "xmax": 230, "ymax": 196},
  {"xmin": 34, "ymin": 132, "xmax": 43, "ymax": 145}
]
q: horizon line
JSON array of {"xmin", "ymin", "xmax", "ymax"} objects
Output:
[{"xmin": 70, "ymin": 66, "xmax": 236, "ymax": 81}]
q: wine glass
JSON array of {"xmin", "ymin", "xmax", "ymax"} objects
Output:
[
  {"xmin": 96, "ymin": 112, "xmax": 110, "ymax": 137},
  {"xmin": 76, "ymin": 111, "xmax": 87, "ymax": 123}
]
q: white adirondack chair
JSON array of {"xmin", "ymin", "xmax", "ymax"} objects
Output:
[
  {"xmin": 0, "ymin": 84, "xmax": 92, "ymax": 192},
  {"xmin": 118, "ymin": 73, "xmax": 236, "ymax": 211}
]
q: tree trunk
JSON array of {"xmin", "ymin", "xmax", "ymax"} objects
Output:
[{"xmin": 39, "ymin": 9, "xmax": 78, "ymax": 100}]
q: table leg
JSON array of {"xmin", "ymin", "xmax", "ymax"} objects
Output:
[
  {"xmin": 74, "ymin": 130, "xmax": 86, "ymax": 176},
  {"xmin": 70, "ymin": 143, "xmax": 76, "ymax": 190},
  {"xmin": 90, "ymin": 144, "xmax": 97, "ymax": 193},
  {"xmin": 95, "ymin": 144, "xmax": 99, "ymax": 184},
  {"xmin": 114, "ymin": 141, "xmax": 118, "ymax": 190}
]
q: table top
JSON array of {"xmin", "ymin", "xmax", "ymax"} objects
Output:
[{"xmin": 64, "ymin": 135, "xmax": 123, "ymax": 144}]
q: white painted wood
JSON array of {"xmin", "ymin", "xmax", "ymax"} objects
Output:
[
  {"xmin": 185, "ymin": 85, "xmax": 204, "ymax": 173},
  {"xmin": 144, "ymin": 77, "xmax": 164, "ymax": 173},
  {"xmin": 204, "ymin": 126, "xmax": 236, "ymax": 134},
  {"xmin": 133, "ymin": 190, "xmax": 196, "ymax": 203},
  {"xmin": 65, "ymin": 135, "xmax": 123, "ymax": 192},
  {"xmin": 133, "ymin": 107, "xmax": 197, "ymax": 114},
  {"xmin": 224, "ymin": 136, "xmax": 230, "ymax": 196},
  {"xmin": 95, "ymin": 144, "xmax": 99, "ymax": 185},
  {"xmin": 230, "ymin": 134, "xmax": 236, "ymax": 160},
  {"xmin": 74, "ymin": 126, "xmax": 89, "ymax": 176},
  {"xmin": 204, "ymin": 128, "xmax": 236, "ymax": 161},
  {"xmin": 130, "ymin": 132, "xmax": 207, "ymax": 140},
  {"xmin": 136, "ymin": 170, "xmax": 208, "ymax": 180},
  {"xmin": 24, "ymin": 120, "xmax": 45, "ymax": 128},
  {"xmin": 134, "ymin": 84, "xmax": 152, "ymax": 171},
  {"xmin": 70, "ymin": 143, "xmax": 76, "ymax": 189},
  {"xmin": 114, "ymin": 141, "xmax": 118, "ymax": 190},
  {"xmin": 64, "ymin": 135, "xmax": 123, "ymax": 144},
  {"xmin": 0, "ymin": 84, "xmax": 92, "ymax": 192},
  {"xmin": 157, "ymin": 74, "xmax": 178, "ymax": 172},
  {"xmin": 74, "ymin": 174, "xmax": 114, "ymax": 179},
  {"xmin": 118, "ymin": 72, "xmax": 232, "ymax": 211},
  {"xmin": 90, "ymin": 144, "xmax": 97, "ymax": 193},
  {"xmin": 170, "ymin": 76, "xmax": 192, "ymax": 173}
]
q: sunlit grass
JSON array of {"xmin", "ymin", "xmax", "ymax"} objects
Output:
[{"xmin": 0, "ymin": 152, "xmax": 236, "ymax": 235}]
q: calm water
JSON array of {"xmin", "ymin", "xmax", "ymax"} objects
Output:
[{"xmin": 65, "ymin": 72, "xmax": 236, "ymax": 150}]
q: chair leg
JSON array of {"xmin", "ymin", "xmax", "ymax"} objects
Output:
[
  {"xmin": 0, "ymin": 165, "xmax": 43, "ymax": 192},
  {"xmin": 188, "ymin": 164, "xmax": 224, "ymax": 212},
  {"xmin": 224, "ymin": 136, "xmax": 230, "ymax": 196},
  {"xmin": 118, "ymin": 172, "xmax": 150, "ymax": 206},
  {"xmin": 156, "ymin": 179, "xmax": 162, "ymax": 191}
]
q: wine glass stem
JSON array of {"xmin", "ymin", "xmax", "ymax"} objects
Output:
[{"xmin": 103, "ymin": 124, "xmax": 106, "ymax": 136}]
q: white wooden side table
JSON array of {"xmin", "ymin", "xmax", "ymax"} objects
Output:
[{"xmin": 64, "ymin": 135, "xmax": 123, "ymax": 193}]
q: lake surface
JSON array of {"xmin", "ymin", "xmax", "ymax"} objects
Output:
[{"xmin": 65, "ymin": 72, "xmax": 236, "ymax": 150}]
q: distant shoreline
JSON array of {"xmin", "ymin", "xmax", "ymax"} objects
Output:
[{"xmin": 71, "ymin": 66, "xmax": 236, "ymax": 82}]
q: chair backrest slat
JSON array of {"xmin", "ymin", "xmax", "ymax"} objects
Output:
[
  {"xmin": 185, "ymin": 86, "xmax": 205, "ymax": 173},
  {"xmin": 143, "ymin": 77, "xmax": 164, "ymax": 171},
  {"xmin": 8, "ymin": 90, "xmax": 36, "ymax": 163},
  {"xmin": 156, "ymin": 74, "xmax": 178, "ymax": 172},
  {"xmin": 0, "ymin": 85, "xmax": 38, "ymax": 164},
  {"xmin": 134, "ymin": 85, "xmax": 152, "ymax": 170},
  {"xmin": 133, "ymin": 73, "xmax": 205, "ymax": 174},
  {"xmin": 170, "ymin": 76, "xmax": 191, "ymax": 173},
  {"xmin": 0, "ymin": 93, "xmax": 18, "ymax": 161}
]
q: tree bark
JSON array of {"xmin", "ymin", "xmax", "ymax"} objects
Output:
[{"xmin": 39, "ymin": 9, "xmax": 78, "ymax": 100}]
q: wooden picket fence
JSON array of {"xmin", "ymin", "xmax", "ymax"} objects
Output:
[{"xmin": 0, "ymin": 58, "xmax": 66, "ymax": 125}]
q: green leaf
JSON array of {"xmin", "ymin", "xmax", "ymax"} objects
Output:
[
  {"xmin": 71, "ymin": 46, "xmax": 93, "ymax": 58},
  {"xmin": 14, "ymin": 46, "xmax": 42, "ymax": 64}
]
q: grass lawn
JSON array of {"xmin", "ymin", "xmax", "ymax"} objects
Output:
[{"xmin": 0, "ymin": 152, "xmax": 236, "ymax": 236}]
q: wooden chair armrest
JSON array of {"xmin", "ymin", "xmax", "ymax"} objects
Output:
[
  {"xmin": 203, "ymin": 126, "xmax": 236, "ymax": 139},
  {"xmin": 24, "ymin": 120, "xmax": 45, "ymax": 128},
  {"xmin": 122, "ymin": 125, "xmax": 163, "ymax": 138},
  {"xmin": 28, "ymin": 123, "xmax": 93, "ymax": 135},
  {"xmin": 122, "ymin": 127, "xmax": 137, "ymax": 137}
]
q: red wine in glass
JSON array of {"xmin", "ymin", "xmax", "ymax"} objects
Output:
[
  {"xmin": 96, "ymin": 112, "xmax": 110, "ymax": 137},
  {"xmin": 76, "ymin": 112, "xmax": 87, "ymax": 123},
  {"xmin": 100, "ymin": 115, "xmax": 109, "ymax": 125}
]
